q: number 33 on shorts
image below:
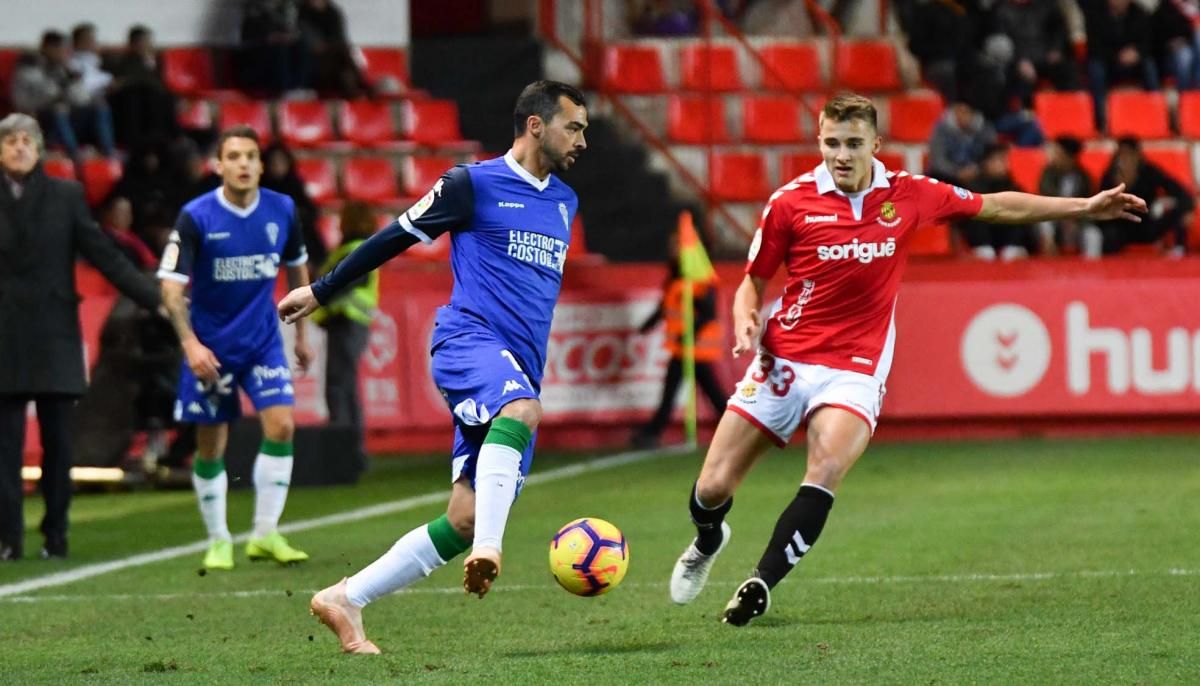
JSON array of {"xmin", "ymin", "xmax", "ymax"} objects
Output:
[{"xmin": 728, "ymin": 351, "xmax": 885, "ymax": 447}]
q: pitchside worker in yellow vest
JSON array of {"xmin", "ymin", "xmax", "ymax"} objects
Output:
[{"xmin": 312, "ymin": 202, "xmax": 380, "ymax": 471}]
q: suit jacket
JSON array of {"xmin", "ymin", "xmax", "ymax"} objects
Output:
[{"xmin": 0, "ymin": 165, "xmax": 161, "ymax": 395}]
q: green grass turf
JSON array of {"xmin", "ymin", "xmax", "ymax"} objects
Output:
[{"xmin": 1, "ymin": 437, "xmax": 1198, "ymax": 684}]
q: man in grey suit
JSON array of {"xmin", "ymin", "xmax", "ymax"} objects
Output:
[{"xmin": 0, "ymin": 114, "xmax": 160, "ymax": 561}]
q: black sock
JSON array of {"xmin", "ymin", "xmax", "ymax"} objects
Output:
[
  {"xmin": 689, "ymin": 482, "xmax": 732, "ymax": 555},
  {"xmin": 753, "ymin": 484, "xmax": 835, "ymax": 588}
]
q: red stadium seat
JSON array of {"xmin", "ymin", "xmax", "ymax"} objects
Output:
[
  {"xmin": 162, "ymin": 47, "xmax": 215, "ymax": 96},
  {"xmin": 1142, "ymin": 144, "xmax": 1194, "ymax": 192},
  {"xmin": 338, "ymin": 100, "xmax": 397, "ymax": 146},
  {"xmin": 278, "ymin": 101, "xmax": 334, "ymax": 148},
  {"xmin": 218, "ymin": 100, "xmax": 272, "ymax": 144},
  {"xmin": 401, "ymin": 156, "xmax": 455, "ymax": 197},
  {"xmin": 1180, "ymin": 92, "xmax": 1200, "ymax": 138},
  {"xmin": 602, "ymin": 44, "xmax": 665, "ymax": 94},
  {"xmin": 741, "ymin": 95, "xmax": 802, "ymax": 144},
  {"xmin": 42, "ymin": 157, "xmax": 76, "ymax": 180},
  {"xmin": 0, "ymin": 48, "xmax": 21, "ymax": 102},
  {"xmin": 342, "ymin": 158, "xmax": 402, "ymax": 204},
  {"xmin": 1034, "ymin": 92, "xmax": 1097, "ymax": 139},
  {"xmin": 359, "ymin": 47, "xmax": 409, "ymax": 90},
  {"xmin": 81, "ymin": 158, "xmax": 123, "ymax": 207},
  {"xmin": 294, "ymin": 158, "xmax": 339, "ymax": 205},
  {"xmin": 1107, "ymin": 91, "xmax": 1170, "ymax": 139},
  {"xmin": 835, "ymin": 41, "xmax": 900, "ymax": 92},
  {"xmin": 759, "ymin": 42, "xmax": 824, "ymax": 92},
  {"xmin": 710, "ymin": 151, "xmax": 769, "ymax": 202},
  {"xmin": 176, "ymin": 99, "xmax": 213, "ymax": 130},
  {"xmin": 316, "ymin": 213, "xmax": 341, "ymax": 250},
  {"xmin": 875, "ymin": 150, "xmax": 907, "ymax": 173},
  {"xmin": 401, "ymin": 99, "xmax": 465, "ymax": 146},
  {"xmin": 667, "ymin": 95, "xmax": 729, "ymax": 144},
  {"xmin": 780, "ymin": 152, "xmax": 824, "ymax": 183},
  {"xmin": 886, "ymin": 92, "xmax": 943, "ymax": 143},
  {"xmin": 1007, "ymin": 147, "xmax": 1047, "ymax": 193},
  {"xmin": 679, "ymin": 44, "xmax": 742, "ymax": 92},
  {"xmin": 1079, "ymin": 147, "xmax": 1112, "ymax": 187}
]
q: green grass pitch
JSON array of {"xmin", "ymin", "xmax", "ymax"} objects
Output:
[{"xmin": 1, "ymin": 436, "xmax": 1198, "ymax": 684}]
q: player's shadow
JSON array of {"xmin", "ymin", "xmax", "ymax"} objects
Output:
[{"xmin": 504, "ymin": 641, "xmax": 678, "ymax": 658}]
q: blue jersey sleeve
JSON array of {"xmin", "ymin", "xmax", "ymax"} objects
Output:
[
  {"xmin": 156, "ymin": 210, "xmax": 201, "ymax": 285},
  {"xmin": 282, "ymin": 205, "xmax": 308, "ymax": 266},
  {"xmin": 310, "ymin": 166, "xmax": 474, "ymax": 303}
]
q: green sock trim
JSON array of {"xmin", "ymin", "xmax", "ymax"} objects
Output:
[
  {"xmin": 260, "ymin": 438, "xmax": 293, "ymax": 457},
  {"xmin": 192, "ymin": 456, "xmax": 225, "ymax": 479},
  {"xmin": 484, "ymin": 416, "xmax": 532, "ymax": 453},
  {"xmin": 427, "ymin": 514, "xmax": 469, "ymax": 561}
]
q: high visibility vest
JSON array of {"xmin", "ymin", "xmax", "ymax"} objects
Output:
[
  {"xmin": 311, "ymin": 239, "xmax": 380, "ymax": 326},
  {"xmin": 663, "ymin": 278, "xmax": 723, "ymax": 362}
]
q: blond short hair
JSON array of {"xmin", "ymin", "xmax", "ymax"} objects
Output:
[{"xmin": 819, "ymin": 93, "xmax": 878, "ymax": 132}]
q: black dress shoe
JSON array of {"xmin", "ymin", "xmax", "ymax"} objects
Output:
[
  {"xmin": 40, "ymin": 536, "xmax": 67, "ymax": 559},
  {"xmin": 0, "ymin": 543, "xmax": 21, "ymax": 561}
]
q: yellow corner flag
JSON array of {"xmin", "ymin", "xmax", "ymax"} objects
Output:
[
  {"xmin": 676, "ymin": 211, "xmax": 712, "ymax": 449},
  {"xmin": 678, "ymin": 210, "xmax": 715, "ymax": 282}
]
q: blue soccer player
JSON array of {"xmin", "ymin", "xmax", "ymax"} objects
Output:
[
  {"xmin": 159, "ymin": 125, "xmax": 314, "ymax": 571},
  {"xmin": 278, "ymin": 81, "xmax": 587, "ymax": 654}
]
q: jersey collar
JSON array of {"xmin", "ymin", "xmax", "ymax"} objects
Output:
[
  {"xmin": 504, "ymin": 150, "xmax": 551, "ymax": 192},
  {"xmin": 814, "ymin": 157, "xmax": 890, "ymax": 196},
  {"xmin": 215, "ymin": 186, "xmax": 260, "ymax": 218}
]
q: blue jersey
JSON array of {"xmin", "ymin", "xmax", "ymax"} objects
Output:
[
  {"xmin": 158, "ymin": 187, "xmax": 307, "ymax": 367},
  {"xmin": 313, "ymin": 152, "xmax": 577, "ymax": 387}
]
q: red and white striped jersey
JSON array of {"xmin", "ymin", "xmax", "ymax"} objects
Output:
[{"xmin": 746, "ymin": 159, "xmax": 983, "ymax": 381}]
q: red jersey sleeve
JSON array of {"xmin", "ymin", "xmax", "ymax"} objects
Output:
[
  {"xmin": 914, "ymin": 176, "xmax": 984, "ymax": 224},
  {"xmin": 745, "ymin": 197, "xmax": 794, "ymax": 280}
]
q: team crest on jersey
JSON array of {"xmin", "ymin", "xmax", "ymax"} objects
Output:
[
  {"xmin": 877, "ymin": 201, "xmax": 901, "ymax": 228},
  {"xmin": 558, "ymin": 202, "xmax": 569, "ymax": 233},
  {"xmin": 740, "ymin": 382, "xmax": 758, "ymax": 401},
  {"xmin": 265, "ymin": 221, "xmax": 279, "ymax": 245},
  {"xmin": 953, "ymin": 185, "xmax": 973, "ymax": 200}
]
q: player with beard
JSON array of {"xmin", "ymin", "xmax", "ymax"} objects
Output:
[{"xmin": 278, "ymin": 80, "xmax": 588, "ymax": 653}]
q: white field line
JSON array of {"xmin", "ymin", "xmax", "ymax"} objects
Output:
[
  {"xmin": 2, "ymin": 568, "xmax": 1196, "ymax": 604},
  {"xmin": 0, "ymin": 446, "xmax": 688, "ymax": 599}
]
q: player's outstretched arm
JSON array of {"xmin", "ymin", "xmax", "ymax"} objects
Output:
[
  {"xmin": 161, "ymin": 279, "xmax": 220, "ymax": 383},
  {"xmin": 977, "ymin": 183, "xmax": 1148, "ymax": 225},
  {"xmin": 732, "ymin": 275, "xmax": 767, "ymax": 357},
  {"xmin": 284, "ymin": 264, "xmax": 314, "ymax": 373}
]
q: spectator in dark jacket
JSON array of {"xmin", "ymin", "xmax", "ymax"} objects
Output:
[
  {"xmin": 1038, "ymin": 136, "xmax": 1095, "ymax": 254},
  {"xmin": 1154, "ymin": 0, "xmax": 1200, "ymax": 90},
  {"xmin": 1096, "ymin": 137, "xmax": 1195, "ymax": 255},
  {"xmin": 240, "ymin": 0, "xmax": 313, "ymax": 97},
  {"xmin": 298, "ymin": 0, "xmax": 372, "ymax": 98},
  {"xmin": 1082, "ymin": 0, "xmax": 1159, "ymax": 130},
  {"xmin": 261, "ymin": 142, "xmax": 327, "ymax": 271},
  {"xmin": 927, "ymin": 100, "xmax": 997, "ymax": 188},
  {"xmin": 991, "ymin": 0, "xmax": 1080, "ymax": 107},
  {"xmin": 109, "ymin": 25, "xmax": 178, "ymax": 148}
]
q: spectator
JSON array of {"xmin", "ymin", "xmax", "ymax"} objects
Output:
[
  {"xmin": 101, "ymin": 195, "xmax": 157, "ymax": 269},
  {"xmin": 627, "ymin": 0, "xmax": 700, "ymax": 35},
  {"xmin": 1154, "ymin": 0, "xmax": 1200, "ymax": 90},
  {"xmin": 927, "ymin": 100, "xmax": 997, "ymax": 188},
  {"xmin": 896, "ymin": 0, "xmax": 980, "ymax": 103},
  {"xmin": 109, "ymin": 136, "xmax": 175, "ymax": 242},
  {"xmin": 10, "ymin": 30, "xmax": 115, "ymax": 160},
  {"xmin": 311, "ymin": 201, "xmax": 380, "ymax": 472},
  {"xmin": 260, "ymin": 142, "xmax": 326, "ymax": 270},
  {"xmin": 962, "ymin": 144, "xmax": 1037, "ymax": 260},
  {"xmin": 68, "ymin": 23, "xmax": 114, "ymax": 104},
  {"xmin": 167, "ymin": 137, "xmax": 221, "ymax": 213},
  {"xmin": 0, "ymin": 113, "xmax": 160, "ymax": 562},
  {"xmin": 109, "ymin": 25, "xmax": 178, "ymax": 148},
  {"xmin": 298, "ymin": 0, "xmax": 372, "ymax": 98},
  {"xmin": 1037, "ymin": 135, "xmax": 1094, "ymax": 254},
  {"xmin": 1094, "ymin": 137, "xmax": 1195, "ymax": 256},
  {"xmin": 239, "ymin": 0, "xmax": 314, "ymax": 98},
  {"xmin": 1081, "ymin": 0, "xmax": 1158, "ymax": 131},
  {"xmin": 990, "ymin": 0, "xmax": 1079, "ymax": 108}
]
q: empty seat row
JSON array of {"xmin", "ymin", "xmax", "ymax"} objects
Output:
[
  {"xmin": 296, "ymin": 154, "xmax": 462, "ymax": 206},
  {"xmin": 1035, "ymin": 90, "xmax": 1200, "ymax": 140}
]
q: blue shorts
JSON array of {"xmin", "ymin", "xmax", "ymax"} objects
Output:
[
  {"xmin": 174, "ymin": 341, "xmax": 294, "ymax": 425},
  {"xmin": 431, "ymin": 331, "xmax": 539, "ymax": 495}
]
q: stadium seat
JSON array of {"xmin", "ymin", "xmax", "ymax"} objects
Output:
[
  {"xmin": 910, "ymin": 223, "xmax": 953, "ymax": 257},
  {"xmin": 1007, "ymin": 147, "xmax": 1047, "ymax": 193},
  {"xmin": 295, "ymin": 158, "xmax": 339, "ymax": 206},
  {"xmin": 401, "ymin": 99, "xmax": 466, "ymax": 147},
  {"xmin": 81, "ymin": 158, "xmax": 123, "ymax": 207},
  {"xmin": 342, "ymin": 158, "xmax": 403, "ymax": 204},
  {"xmin": 358, "ymin": 47, "xmax": 409, "ymax": 91},
  {"xmin": 401, "ymin": 155, "xmax": 455, "ymax": 197},
  {"xmin": 759, "ymin": 42, "xmax": 824, "ymax": 92},
  {"xmin": 835, "ymin": 41, "xmax": 900, "ymax": 92},
  {"xmin": 176, "ymin": 99, "xmax": 213, "ymax": 130},
  {"xmin": 278, "ymin": 101, "xmax": 334, "ymax": 148},
  {"xmin": 338, "ymin": 100, "xmax": 398, "ymax": 147},
  {"xmin": 602, "ymin": 44, "xmax": 666, "ymax": 94},
  {"xmin": 1033, "ymin": 92, "xmax": 1097, "ymax": 139},
  {"xmin": 667, "ymin": 95, "xmax": 729, "ymax": 144},
  {"xmin": 42, "ymin": 157, "xmax": 76, "ymax": 180},
  {"xmin": 1142, "ymin": 145, "xmax": 1194, "ymax": 192},
  {"xmin": 710, "ymin": 151, "xmax": 769, "ymax": 202},
  {"xmin": 886, "ymin": 92, "xmax": 944, "ymax": 143},
  {"xmin": 0, "ymin": 48, "xmax": 20, "ymax": 103},
  {"xmin": 1107, "ymin": 91, "xmax": 1170, "ymax": 139},
  {"xmin": 678, "ymin": 44, "xmax": 742, "ymax": 92},
  {"xmin": 1180, "ymin": 92, "xmax": 1200, "ymax": 138},
  {"xmin": 780, "ymin": 152, "xmax": 824, "ymax": 183},
  {"xmin": 162, "ymin": 47, "xmax": 215, "ymax": 96},
  {"xmin": 218, "ymin": 100, "xmax": 272, "ymax": 144},
  {"xmin": 876, "ymin": 150, "xmax": 907, "ymax": 172},
  {"xmin": 1079, "ymin": 146, "xmax": 1113, "ymax": 186},
  {"xmin": 316, "ymin": 213, "xmax": 341, "ymax": 250},
  {"xmin": 741, "ymin": 95, "xmax": 802, "ymax": 144}
]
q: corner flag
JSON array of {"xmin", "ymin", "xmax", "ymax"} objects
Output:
[{"xmin": 677, "ymin": 211, "xmax": 713, "ymax": 448}]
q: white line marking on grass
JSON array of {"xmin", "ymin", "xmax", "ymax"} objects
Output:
[
  {"xmin": 0, "ymin": 446, "xmax": 689, "ymax": 599},
  {"xmin": 3, "ymin": 568, "xmax": 1195, "ymax": 604}
]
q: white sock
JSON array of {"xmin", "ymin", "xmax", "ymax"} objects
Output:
[
  {"xmin": 252, "ymin": 453, "xmax": 293, "ymax": 538},
  {"xmin": 471, "ymin": 444, "xmax": 522, "ymax": 551},
  {"xmin": 346, "ymin": 525, "xmax": 447, "ymax": 607},
  {"xmin": 192, "ymin": 470, "xmax": 230, "ymax": 543}
]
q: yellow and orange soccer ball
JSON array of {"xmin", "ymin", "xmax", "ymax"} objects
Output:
[{"xmin": 548, "ymin": 517, "xmax": 629, "ymax": 596}]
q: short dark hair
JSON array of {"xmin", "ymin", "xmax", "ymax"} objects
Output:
[
  {"xmin": 41, "ymin": 31, "xmax": 65, "ymax": 49},
  {"xmin": 820, "ymin": 92, "xmax": 878, "ymax": 132},
  {"xmin": 71, "ymin": 23, "xmax": 95, "ymax": 47},
  {"xmin": 1054, "ymin": 135, "xmax": 1082, "ymax": 158},
  {"xmin": 216, "ymin": 125, "xmax": 261, "ymax": 158},
  {"xmin": 1116, "ymin": 136, "xmax": 1141, "ymax": 153},
  {"xmin": 513, "ymin": 80, "xmax": 587, "ymax": 137},
  {"xmin": 128, "ymin": 25, "xmax": 151, "ymax": 45}
]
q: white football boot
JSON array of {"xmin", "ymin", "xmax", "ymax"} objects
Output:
[{"xmin": 669, "ymin": 521, "xmax": 731, "ymax": 605}]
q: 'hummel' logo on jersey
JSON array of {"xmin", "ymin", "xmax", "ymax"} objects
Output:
[
  {"xmin": 498, "ymin": 201, "xmax": 525, "ymax": 209},
  {"xmin": 804, "ymin": 214, "xmax": 838, "ymax": 223},
  {"xmin": 502, "ymin": 379, "xmax": 525, "ymax": 394}
]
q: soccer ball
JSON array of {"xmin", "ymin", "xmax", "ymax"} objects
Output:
[{"xmin": 549, "ymin": 517, "xmax": 629, "ymax": 596}]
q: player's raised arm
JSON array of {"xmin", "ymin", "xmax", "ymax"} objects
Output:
[{"xmin": 976, "ymin": 183, "xmax": 1148, "ymax": 225}]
